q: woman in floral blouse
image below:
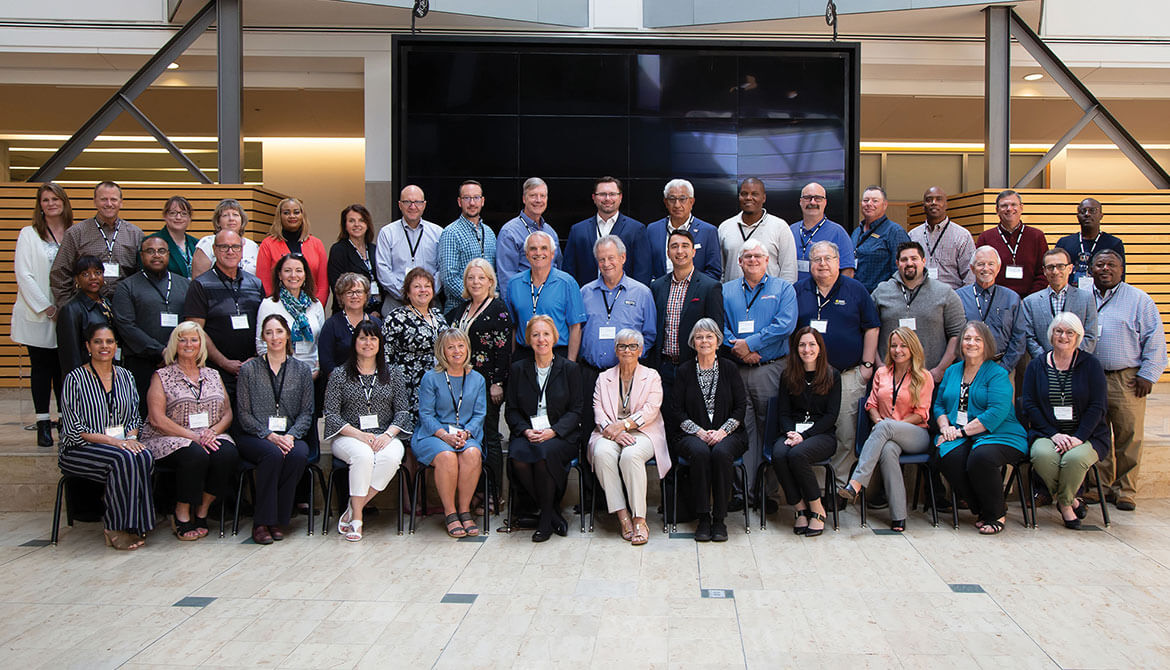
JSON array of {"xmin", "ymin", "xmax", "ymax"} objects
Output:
[
  {"xmin": 445, "ymin": 258, "xmax": 511, "ymax": 513},
  {"xmin": 382, "ymin": 267, "xmax": 447, "ymax": 411}
]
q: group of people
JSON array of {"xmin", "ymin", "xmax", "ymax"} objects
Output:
[{"xmin": 10, "ymin": 177, "xmax": 1163, "ymax": 549}]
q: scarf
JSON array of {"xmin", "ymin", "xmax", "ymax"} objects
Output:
[{"xmin": 279, "ymin": 287, "xmax": 313, "ymax": 342}]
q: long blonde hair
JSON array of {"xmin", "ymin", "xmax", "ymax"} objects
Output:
[
  {"xmin": 271, "ymin": 197, "xmax": 311, "ymax": 241},
  {"xmin": 883, "ymin": 327, "xmax": 928, "ymax": 407}
]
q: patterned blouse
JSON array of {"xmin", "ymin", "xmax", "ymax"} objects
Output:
[
  {"xmin": 323, "ymin": 365, "xmax": 414, "ymax": 439},
  {"xmin": 382, "ymin": 304, "xmax": 447, "ymax": 410},
  {"xmin": 445, "ymin": 297, "xmax": 512, "ymax": 387},
  {"xmin": 680, "ymin": 362, "xmax": 741, "ymax": 435},
  {"xmin": 139, "ymin": 364, "xmax": 233, "ymax": 460}
]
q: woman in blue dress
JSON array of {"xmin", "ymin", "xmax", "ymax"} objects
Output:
[{"xmin": 412, "ymin": 328, "xmax": 486, "ymax": 537}]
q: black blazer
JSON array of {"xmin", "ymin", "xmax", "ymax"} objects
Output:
[
  {"xmin": 505, "ymin": 355, "xmax": 584, "ymax": 444},
  {"xmin": 671, "ymin": 357, "xmax": 747, "ymax": 436},
  {"xmin": 1021, "ymin": 351, "xmax": 1111, "ymax": 460},
  {"xmin": 777, "ymin": 369, "xmax": 842, "ymax": 439},
  {"xmin": 648, "ymin": 269, "xmax": 723, "ymax": 367},
  {"xmin": 326, "ymin": 239, "xmax": 380, "ymax": 314}
]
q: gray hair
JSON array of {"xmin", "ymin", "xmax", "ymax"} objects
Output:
[
  {"xmin": 739, "ymin": 238, "xmax": 769, "ymax": 260},
  {"xmin": 524, "ymin": 230, "xmax": 556, "ymax": 251},
  {"xmin": 663, "ymin": 178, "xmax": 694, "ymax": 198},
  {"xmin": 1047, "ymin": 311, "xmax": 1085, "ymax": 349},
  {"xmin": 808, "ymin": 240, "xmax": 839, "ymax": 260},
  {"xmin": 616, "ymin": 328, "xmax": 644, "ymax": 349},
  {"xmin": 594, "ymin": 234, "xmax": 626, "ymax": 258},
  {"xmin": 862, "ymin": 184, "xmax": 888, "ymax": 200},
  {"xmin": 971, "ymin": 245, "xmax": 1001, "ymax": 267},
  {"xmin": 522, "ymin": 177, "xmax": 546, "ymax": 194},
  {"xmin": 688, "ymin": 317, "xmax": 723, "ymax": 348}
]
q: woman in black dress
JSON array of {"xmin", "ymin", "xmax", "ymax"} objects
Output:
[{"xmin": 327, "ymin": 204, "xmax": 380, "ymax": 317}]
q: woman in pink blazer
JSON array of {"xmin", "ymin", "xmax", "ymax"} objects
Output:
[{"xmin": 588, "ymin": 329, "xmax": 671, "ymax": 545}]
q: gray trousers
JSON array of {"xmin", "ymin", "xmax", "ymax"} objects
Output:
[
  {"xmin": 735, "ymin": 357, "xmax": 785, "ymax": 500},
  {"xmin": 831, "ymin": 366, "xmax": 868, "ymax": 488},
  {"xmin": 848, "ymin": 418, "xmax": 930, "ymax": 520}
]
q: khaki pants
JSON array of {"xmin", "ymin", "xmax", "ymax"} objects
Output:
[
  {"xmin": 1101, "ymin": 368, "xmax": 1147, "ymax": 498},
  {"xmin": 831, "ymin": 366, "xmax": 868, "ymax": 488},
  {"xmin": 591, "ymin": 434, "xmax": 655, "ymax": 518},
  {"xmin": 1029, "ymin": 438, "xmax": 1098, "ymax": 506}
]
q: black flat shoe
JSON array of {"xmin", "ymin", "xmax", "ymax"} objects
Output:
[
  {"xmin": 710, "ymin": 519, "xmax": 728, "ymax": 542},
  {"xmin": 532, "ymin": 528, "xmax": 552, "ymax": 542},
  {"xmin": 695, "ymin": 515, "xmax": 712, "ymax": 542},
  {"xmin": 36, "ymin": 420, "xmax": 53, "ymax": 447},
  {"xmin": 1073, "ymin": 500, "xmax": 1088, "ymax": 520},
  {"xmin": 1063, "ymin": 517, "xmax": 1082, "ymax": 530}
]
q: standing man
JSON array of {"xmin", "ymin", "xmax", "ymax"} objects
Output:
[
  {"xmin": 1020, "ymin": 248, "xmax": 1099, "ymax": 359},
  {"xmin": 182, "ymin": 230, "xmax": 265, "ymax": 403},
  {"xmin": 793, "ymin": 241, "xmax": 879, "ymax": 487},
  {"xmin": 577, "ymin": 235, "xmax": 657, "ymax": 405},
  {"xmin": 975, "ymin": 189, "xmax": 1049, "ymax": 297},
  {"xmin": 645, "ymin": 178, "xmax": 722, "ymax": 282},
  {"xmin": 957, "ymin": 246, "xmax": 1026, "ymax": 372},
  {"xmin": 439, "ymin": 180, "xmax": 498, "ymax": 312},
  {"xmin": 909, "ymin": 186, "xmax": 975, "ymax": 289},
  {"xmin": 375, "ymin": 184, "xmax": 441, "ymax": 311},
  {"xmin": 790, "ymin": 182, "xmax": 855, "ymax": 282},
  {"xmin": 871, "ymin": 242, "xmax": 966, "ymax": 382},
  {"xmin": 722, "ymin": 239, "xmax": 797, "ymax": 508},
  {"xmin": 718, "ymin": 177, "xmax": 797, "ymax": 283},
  {"xmin": 496, "ymin": 177, "xmax": 562, "ymax": 291},
  {"xmin": 1088, "ymin": 249, "xmax": 1165, "ymax": 511},
  {"xmin": 850, "ymin": 185, "xmax": 910, "ymax": 293},
  {"xmin": 1056, "ymin": 198, "xmax": 1125, "ymax": 291},
  {"xmin": 505, "ymin": 231, "xmax": 587, "ymax": 362},
  {"xmin": 649, "ymin": 229, "xmax": 724, "ymax": 429},
  {"xmin": 112, "ymin": 237, "xmax": 191, "ymax": 415},
  {"xmin": 563, "ymin": 176, "xmax": 649, "ymax": 286},
  {"xmin": 50, "ymin": 181, "xmax": 144, "ymax": 307}
]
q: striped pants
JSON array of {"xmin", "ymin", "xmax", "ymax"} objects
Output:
[{"xmin": 59, "ymin": 443, "xmax": 155, "ymax": 533}]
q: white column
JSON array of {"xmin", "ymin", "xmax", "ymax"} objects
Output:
[{"xmin": 364, "ymin": 47, "xmax": 394, "ymax": 227}]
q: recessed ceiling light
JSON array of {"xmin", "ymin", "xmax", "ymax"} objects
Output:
[
  {"xmin": 1023, "ymin": 72, "xmax": 1043, "ymax": 81},
  {"xmin": 167, "ymin": 62, "xmax": 179, "ymax": 70}
]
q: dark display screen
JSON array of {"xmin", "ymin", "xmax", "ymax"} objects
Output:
[{"xmin": 394, "ymin": 37, "xmax": 859, "ymax": 237}]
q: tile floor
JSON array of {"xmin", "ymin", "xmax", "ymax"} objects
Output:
[{"xmin": 2, "ymin": 491, "xmax": 1169, "ymax": 669}]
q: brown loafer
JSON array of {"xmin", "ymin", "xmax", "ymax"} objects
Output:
[
  {"xmin": 1116, "ymin": 496, "xmax": 1136, "ymax": 511},
  {"xmin": 269, "ymin": 525, "xmax": 284, "ymax": 541},
  {"xmin": 252, "ymin": 525, "xmax": 274, "ymax": 545}
]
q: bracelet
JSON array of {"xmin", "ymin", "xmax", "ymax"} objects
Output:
[{"xmin": 959, "ymin": 427, "xmax": 967, "ymax": 438}]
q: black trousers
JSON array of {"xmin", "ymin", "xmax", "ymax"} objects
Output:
[
  {"xmin": 156, "ymin": 440, "xmax": 240, "ymax": 507},
  {"xmin": 481, "ymin": 393, "xmax": 503, "ymax": 496},
  {"xmin": 677, "ymin": 432, "xmax": 747, "ymax": 521},
  {"xmin": 235, "ymin": 434, "xmax": 309, "ymax": 527},
  {"xmin": 509, "ymin": 436, "xmax": 577, "ymax": 533},
  {"xmin": 772, "ymin": 434, "xmax": 836, "ymax": 505},
  {"xmin": 938, "ymin": 441, "xmax": 1025, "ymax": 523},
  {"xmin": 26, "ymin": 345, "xmax": 62, "ymax": 415}
]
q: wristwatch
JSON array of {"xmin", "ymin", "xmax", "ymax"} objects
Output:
[
  {"xmin": 959, "ymin": 427, "xmax": 967, "ymax": 438},
  {"xmin": 860, "ymin": 361, "xmax": 874, "ymax": 369}
]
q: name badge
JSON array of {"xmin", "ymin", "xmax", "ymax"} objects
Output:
[
  {"xmin": 160, "ymin": 313, "xmax": 179, "ymax": 327},
  {"xmin": 1054, "ymin": 406, "xmax": 1074, "ymax": 421},
  {"xmin": 796, "ymin": 259, "xmax": 810, "ymax": 273},
  {"xmin": 738, "ymin": 320, "xmax": 755, "ymax": 334},
  {"xmin": 810, "ymin": 320, "xmax": 828, "ymax": 333},
  {"xmin": 103, "ymin": 262, "xmax": 120, "ymax": 278},
  {"xmin": 956, "ymin": 411, "xmax": 968, "ymax": 426},
  {"xmin": 598, "ymin": 326, "xmax": 616, "ymax": 340},
  {"xmin": 369, "ymin": 282, "xmax": 381, "ymax": 295},
  {"xmin": 188, "ymin": 412, "xmax": 210, "ymax": 429},
  {"xmin": 694, "ymin": 243, "xmax": 702, "ymax": 250},
  {"xmin": 295, "ymin": 341, "xmax": 312, "ymax": 355},
  {"xmin": 927, "ymin": 267, "xmax": 939, "ymax": 279},
  {"xmin": 530, "ymin": 415, "xmax": 551, "ymax": 431},
  {"xmin": 448, "ymin": 424, "xmax": 462, "ymax": 436},
  {"xmin": 795, "ymin": 422, "xmax": 813, "ymax": 433},
  {"xmin": 231, "ymin": 314, "xmax": 249, "ymax": 330},
  {"xmin": 899, "ymin": 318, "xmax": 916, "ymax": 330},
  {"xmin": 1005, "ymin": 265, "xmax": 1024, "ymax": 280},
  {"xmin": 359, "ymin": 414, "xmax": 379, "ymax": 430},
  {"xmin": 105, "ymin": 424, "xmax": 126, "ymax": 440},
  {"xmin": 1077, "ymin": 276, "xmax": 1094, "ymax": 292},
  {"xmin": 268, "ymin": 416, "xmax": 287, "ymax": 433},
  {"xmin": 115, "ymin": 347, "xmax": 122, "ymax": 361}
]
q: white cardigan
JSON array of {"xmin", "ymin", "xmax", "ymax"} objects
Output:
[{"xmin": 10, "ymin": 226, "xmax": 57, "ymax": 349}]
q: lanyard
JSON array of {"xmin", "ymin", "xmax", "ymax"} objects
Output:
[
  {"xmin": 464, "ymin": 217, "xmax": 485, "ymax": 254},
  {"xmin": 600, "ymin": 285, "xmax": 624, "ymax": 322},
  {"xmin": 184, "ymin": 375, "xmax": 204, "ymax": 401},
  {"xmin": 595, "ymin": 216, "xmax": 615, "ymax": 240},
  {"xmin": 899, "ymin": 281, "xmax": 923, "ymax": 309},
  {"xmin": 925, "ymin": 219, "xmax": 950, "ymax": 260},
  {"xmin": 358, "ymin": 373, "xmax": 376, "ymax": 412},
  {"xmin": 266, "ymin": 357, "xmax": 287, "ymax": 414},
  {"xmin": 742, "ymin": 277, "xmax": 767, "ymax": 312},
  {"xmin": 1095, "ymin": 285, "xmax": 1117, "ymax": 312},
  {"xmin": 618, "ymin": 376, "xmax": 633, "ymax": 412},
  {"xmin": 698, "ymin": 363, "xmax": 718, "ymax": 409},
  {"xmin": 459, "ymin": 298, "xmax": 492, "ymax": 331},
  {"xmin": 522, "ymin": 213, "xmax": 542, "ymax": 236},
  {"xmin": 348, "ymin": 239, "xmax": 373, "ymax": 276},
  {"xmin": 215, "ymin": 267, "xmax": 243, "ymax": 314},
  {"xmin": 89, "ymin": 363, "xmax": 117, "ymax": 425},
  {"xmin": 143, "ymin": 271, "xmax": 172, "ymax": 306},
  {"xmin": 998, "ymin": 224, "xmax": 1024, "ymax": 263},
  {"xmin": 1079, "ymin": 234, "xmax": 1098, "ymax": 267},
  {"xmin": 535, "ymin": 364, "xmax": 553, "ymax": 407},
  {"xmin": 402, "ymin": 222, "xmax": 423, "ymax": 261},
  {"xmin": 799, "ymin": 218, "xmax": 826, "ymax": 254},
  {"xmin": 410, "ymin": 305, "xmax": 435, "ymax": 333},
  {"xmin": 814, "ymin": 281, "xmax": 839, "ymax": 319},
  {"xmin": 974, "ymin": 285, "xmax": 997, "ymax": 321},
  {"xmin": 444, "ymin": 373, "xmax": 465, "ymax": 426},
  {"xmin": 344, "ymin": 312, "xmax": 369, "ymax": 335},
  {"xmin": 94, "ymin": 219, "xmax": 121, "ymax": 260},
  {"xmin": 891, "ymin": 369, "xmax": 909, "ymax": 409},
  {"xmin": 958, "ymin": 381, "xmax": 971, "ymax": 412},
  {"xmin": 1048, "ymin": 350, "xmax": 1077, "ymax": 405},
  {"xmin": 530, "ymin": 280, "xmax": 546, "ymax": 314},
  {"xmin": 738, "ymin": 219, "xmax": 760, "ymax": 242},
  {"xmin": 172, "ymin": 237, "xmax": 191, "ymax": 272}
]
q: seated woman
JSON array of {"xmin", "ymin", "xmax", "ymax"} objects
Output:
[
  {"xmin": 140, "ymin": 321, "xmax": 239, "ymax": 541},
  {"xmin": 672, "ymin": 318, "xmax": 746, "ymax": 543},
  {"xmin": 319, "ymin": 273, "xmax": 383, "ymax": 382},
  {"xmin": 934, "ymin": 320, "xmax": 1028, "ymax": 535},
  {"xmin": 323, "ymin": 322, "xmax": 411, "ymax": 541},
  {"xmin": 839, "ymin": 327, "xmax": 934, "ymax": 532},
  {"xmin": 773, "ymin": 326, "xmax": 840, "ymax": 537},
  {"xmin": 1023, "ymin": 312, "xmax": 1109, "ymax": 530},
  {"xmin": 58, "ymin": 324, "xmax": 154, "ymax": 550},
  {"xmin": 57, "ymin": 255, "xmax": 115, "ymax": 375},
  {"xmin": 588, "ymin": 328, "xmax": 670, "ymax": 546},
  {"xmin": 413, "ymin": 328, "xmax": 486, "ymax": 538},
  {"xmin": 505, "ymin": 315, "xmax": 583, "ymax": 542},
  {"xmin": 235, "ymin": 314, "xmax": 313, "ymax": 545}
]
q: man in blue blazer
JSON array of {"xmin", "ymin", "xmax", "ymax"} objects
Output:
[
  {"xmin": 563, "ymin": 176, "xmax": 650, "ymax": 287},
  {"xmin": 645, "ymin": 178, "xmax": 722, "ymax": 283}
]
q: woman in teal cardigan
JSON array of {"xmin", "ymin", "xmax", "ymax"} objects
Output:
[{"xmin": 933, "ymin": 320, "xmax": 1027, "ymax": 535}]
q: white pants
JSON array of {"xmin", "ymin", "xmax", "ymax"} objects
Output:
[
  {"xmin": 591, "ymin": 433, "xmax": 655, "ymax": 518},
  {"xmin": 331, "ymin": 435, "xmax": 405, "ymax": 495}
]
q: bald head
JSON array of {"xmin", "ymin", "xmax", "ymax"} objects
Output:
[
  {"xmin": 1077, "ymin": 197, "xmax": 1102, "ymax": 234},
  {"xmin": 398, "ymin": 185, "xmax": 426, "ymax": 226},
  {"xmin": 923, "ymin": 186, "xmax": 948, "ymax": 225}
]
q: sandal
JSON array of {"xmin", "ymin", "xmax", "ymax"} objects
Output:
[
  {"xmin": 193, "ymin": 516, "xmax": 210, "ymax": 538},
  {"xmin": 338, "ymin": 503, "xmax": 354, "ymax": 535},
  {"xmin": 103, "ymin": 529, "xmax": 141, "ymax": 551},
  {"xmin": 890, "ymin": 519, "xmax": 906, "ymax": 533},
  {"xmin": 171, "ymin": 515, "xmax": 200, "ymax": 541},
  {"xmin": 793, "ymin": 510, "xmax": 809, "ymax": 535},
  {"xmin": 618, "ymin": 515, "xmax": 634, "ymax": 541},
  {"xmin": 805, "ymin": 511, "xmax": 826, "ymax": 538},
  {"xmin": 444, "ymin": 513, "xmax": 467, "ymax": 538},
  {"xmin": 344, "ymin": 519, "xmax": 363, "ymax": 542},
  {"xmin": 457, "ymin": 511, "xmax": 479, "ymax": 536},
  {"xmin": 978, "ymin": 519, "xmax": 1006, "ymax": 535},
  {"xmin": 631, "ymin": 519, "xmax": 649, "ymax": 546}
]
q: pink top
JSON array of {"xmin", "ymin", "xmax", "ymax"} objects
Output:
[
  {"xmin": 256, "ymin": 235, "xmax": 330, "ymax": 305},
  {"xmin": 865, "ymin": 365, "xmax": 934, "ymax": 424},
  {"xmin": 587, "ymin": 364, "xmax": 671, "ymax": 478}
]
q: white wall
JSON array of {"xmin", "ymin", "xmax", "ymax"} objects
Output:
[{"xmin": 260, "ymin": 138, "xmax": 365, "ymax": 236}]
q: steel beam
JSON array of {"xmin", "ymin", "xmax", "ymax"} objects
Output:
[
  {"xmin": 983, "ymin": 5, "xmax": 1011, "ymax": 189},
  {"xmin": 1013, "ymin": 105, "xmax": 1099, "ymax": 189},
  {"xmin": 116, "ymin": 94, "xmax": 213, "ymax": 184},
  {"xmin": 217, "ymin": 0, "xmax": 243, "ymax": 184},
  {"xmin": 28, "ymin": 1, "xmax": 217, "ymax": 183}
]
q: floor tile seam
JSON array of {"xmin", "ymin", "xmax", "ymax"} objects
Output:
[
  {"xmin": 974, "ymin": 586, "xmax": 1065, "ymax": 669},
  {"xmin": 427, "ymin": 537, "xmax": 487, "ymax": 670},
  {"xmin": 729, "ymin": 595, "xmax": 750, "ymax": 669},
  {"xmin": 1097, "ymin": 528, "xmax": 1170, "ymax": 571},
  {"xmin": 0, "ymin": 546, "xmax": 48, "ymax": 568},
  {"xmin": 113, "ymin": 605, "xmax": 202, "ymax": 666}
]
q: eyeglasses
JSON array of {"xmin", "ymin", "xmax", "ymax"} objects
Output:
[
  {"xmin": 810, "ymin": 255, "xmax": 838, "ymax": 264},
  {"xmin": 615, "ymin": 343, "xmax": 641, "ymax": 351},
  {"xmin": 459, "ymin": 195, "xmax": 483, "ymax": 202},
  {"xmin": 799, "ymin": 195, "xmax": 826, "ymax": 202},
  {"xmin": 343, "ymin": 289, "xmax": 367, "ymax": 297},
  {"xmin": 142, "ymin": 248, "xmax": 169, "ymax": 256},
  {"xmin": 1043, "ymin": 263, "xmax": 1069, "ymax": 272},
  {"xmin": 594, "ymin": 192, "xmax": 621, "ymax": 199},
  {"xmin": 665, "ymin": 196, "xmax": 691, "ymax": 204},
  {"xmin": 165, "ymin": 210, "xmax": 190, "ymax": 217},
  {"xmin": 399, "ymin": 200, "xmax": 426, "ymax": 207},
  {"xmin": 1052, "ymin": 328, "xmax": 1078, "ymax": 337},
  {"xmin": 214, "ymin": 244, "xmax": 243, "ymax": 252}
]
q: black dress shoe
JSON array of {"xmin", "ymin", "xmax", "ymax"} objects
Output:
[
  {"xmin": 1063, "ymin": 517, "xmax": 1082, "ymax": 530},
  {"xmin": 36, "ymin": 420, "xmax": 53, "ymax": 447},
  {"xmin": 710, "ymin": 519, "xmax": 728, "ymax": 542},
  {"xmin": 553, "ymin": 523, "xmax": 568, "ymax": 537},
  {"xmin": 695, "ymin": 515, "xmax": 712, "ymax": 542},
  {"xmin": 933, "ymin": 498, "xmax": 953, "ymax": 513},
  {"xmin": 1073, "ymin": 501, "xmax": 1088, "ymax": 520},
  {"xmin": 764, "ymin": 498, "xmax": 779, "ymax": 514},
  {"xmin": 532, "ymin": 528, "xmax": 552, "ymax": 542},
  {"xmin": 727, "ymin": 497, "xmax": 745, "ymax": 512},
  {"xmin": 866, "ymin": 491, "xmax": 888, "ymax": 510}
]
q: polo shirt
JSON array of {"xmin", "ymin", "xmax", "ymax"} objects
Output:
[
  {"xmin": 579, "ymin": 275, "xmax": 657, "ymax": 369},
  {"xmin": 794, "ymin": 275, "xmax": 879, "ymax": 371},
  {"xmin": 183, "ymin": 265, "xmax": 264, "ymax": 363},
  {"xmin": 790, "ymin": 218, "xmax": 856, "ymax": 281},
  {"xmin": 505, "ymin": 267, "xmax": 587, "ymax": 347},
  {"xmin": 721, "ymin": 274, "xmax": 797, "ymax": 363}
]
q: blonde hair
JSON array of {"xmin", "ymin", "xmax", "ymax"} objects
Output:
[
  {"xmin": 461, "ymin": 258, "xmax": 499, "ymax": 300},
  {"xmin": 434, "ymin": 328, "xmax": 473, "ymax": 373},
  {"xmin": 271, "ymin": 197, "xmax": 311, "ymax": 241},
  {"xmin": 883, "ymin": 327, "xmax": 929, "ymax": 407},
  {"xmin": 524, "ymin": 314, "xmax": 559, "ymax": 346},
  {"xmin": 162, "ymin": 321, "xmax": 209, "ymax": 366}
]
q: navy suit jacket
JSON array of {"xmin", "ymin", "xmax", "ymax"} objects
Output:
[
  {"xmin": 563, "ymin": 213, "xmax": 649, "ymax": 286},
  {"xmin": 645, "ymin": 216, "xmax": 722, "ymax": 283},
  {"xmin": 648, "ymin": 269, "xmax": 724, "ymax": 367}
]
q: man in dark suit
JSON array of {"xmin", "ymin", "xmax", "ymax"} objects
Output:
[
  {"xmin": 645, "ymin": 178, "xmax": 722, "ymax": 282},
  {"xmin": 650, "ymin": 228, "xmax": 724, "ymax": 436},
  {"xmin": 563, "ymin": 176, "xmax": 650, "ymax": 286}
]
